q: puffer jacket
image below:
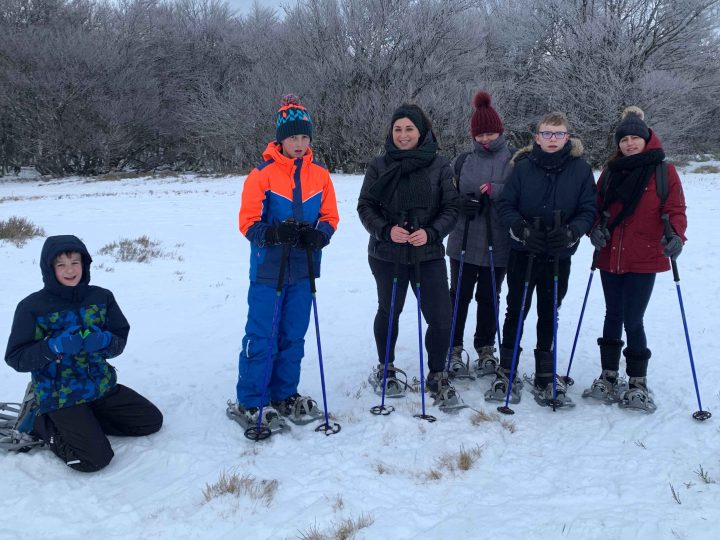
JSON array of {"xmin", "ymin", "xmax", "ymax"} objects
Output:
[
  {"xmin": 239, "ymin": 141, "xmax": 339, "ymax": 285},
  {"xmin": 446, "ymin": 136, "xmax": 513, "ymax": 267},
  {"xmin": 497, "ymin": 138, "xmax": 596, "ymax": 259},
  {"xmin": 595, "ymin": 130, "xmax": 687, "ymax": 274},
  {"xmin": 5, "ymin": 235, "xmax": 129, "ymax": 414},
  {"xmin": 357, "ymin": 153, "xmax": 460, "ymax": 264}
]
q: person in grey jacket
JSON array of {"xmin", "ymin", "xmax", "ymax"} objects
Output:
[
  {"xmin": 490, "ymin": 111, "xmax": 596, "ymax": 405},
  {"xmin": 357, "ymin": 104, "xmax": 461, "ymax": 404},
  {"xmin": 446, "ymin": 91, "xmax": 513, "ymax": 377}
]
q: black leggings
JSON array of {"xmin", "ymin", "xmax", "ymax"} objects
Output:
[
  {"xmin": 369, "ymin": 256, "xmax": 452, "ymax": 372},
  {"xmin": 501, "ymin": 250, "xmax": 570, "ymax": 353},
  {"xmin": 449, "ymin": 258, "xmax": 506, "ymax": 350},
  {"xmin": 600, "ymin": 270, "xmax": 655, "ymax": 354},
  {"xmin": 34, "ymin": 384, "xmax": 163, "ymax": 472}
]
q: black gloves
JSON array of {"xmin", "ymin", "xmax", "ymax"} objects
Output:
[
  {"xmin": 461, "ymin": 195, "xmax": 484, "ymax": 219},
  {"xmin": 547, "ymin": 225, "xmax": 577, "ymax": 252},
  {"xmin": 590, "ymin": 226, "xmax": 610, "ymax": 250},
  {"xmin": 511, "ymin": 221, "xmax": 546, "ymax": 254},
  {"xmin": 297, "ymin": 226, "xmax": 327, "ymax": 250},
  {"xmin": 265, "ymin": 220, "xmax": 300, "ymax": 246},
  {"xmin": 661, "ymin": 234, "xmax": 683, "ymax": 260}
]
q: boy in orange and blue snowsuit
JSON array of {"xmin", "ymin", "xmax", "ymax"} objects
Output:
[{"xmin": 233, "ymin": 95, "xmax": 339, "ymax": 428}]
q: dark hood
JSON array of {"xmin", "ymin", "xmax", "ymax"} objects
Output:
[{"xmin": 40, "ymin": 235, "xmax": 92, "ymax": 300}]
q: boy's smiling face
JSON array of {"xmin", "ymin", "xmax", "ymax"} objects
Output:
[{"xmin": 53, "ymin": 252, "xmax": 83, "ymax": 287}]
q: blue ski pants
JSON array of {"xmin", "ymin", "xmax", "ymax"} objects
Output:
[{"xmin": 236, "ymin": 280, "xmax": 312, "ymax": 408}]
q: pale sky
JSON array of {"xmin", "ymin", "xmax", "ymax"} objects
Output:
[{"xmin": 224, "ymin": 0, "xmax": 289, "ymax": 15}]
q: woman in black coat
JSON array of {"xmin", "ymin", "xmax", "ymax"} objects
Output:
[{"xmin": 357, "ymin": 104, "xmax": 461, "ymax": 405}]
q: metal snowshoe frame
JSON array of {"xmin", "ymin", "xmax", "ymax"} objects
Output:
[
  {"xmin": 449, "ymin": 347, "xmax": 475, "ymax": 380},
  {"xmin": 226, "ymin": 401, "xmax": 288, "ymax": 438},
  {"xmin": 524, "ymin": 374, "xmax": 575, "ymax": 409},
  {"xmin": 275, "ymin": 395, "xmax": 325, "ymax": 426},
  {"xmin": 475, "ymin": 346, "xmax": 499, "ymax": 377},
  {"xmin": 484, "ymin": 370, "xmax": 523, "ymax": 404},
  {"xmin": 618, "ymin": 378, "xmax": 656, "ymax": 413},
  {"xmin": 0, "ymin": 401, "xmax": 44, "ymax": 452},
  {"xmin": 581, "ymin": 371, "xmax": 628, "ymax": 404},
  {"xmin": 368, "ymin": 364, "xmax": 411, "ymax": 398}
]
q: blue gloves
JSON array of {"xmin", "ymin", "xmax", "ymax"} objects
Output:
[
  {"xmin": 83, "ymin": 324, "xmax": 113, "ymax": 353},
  {"xmin": 48, "ymin": 325, "xmax": 83, "ymax": 355}
]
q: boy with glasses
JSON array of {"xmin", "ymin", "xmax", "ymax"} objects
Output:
[{"xmin": 488, "ymin": 112, "xmax": 596, "ymax": 405}]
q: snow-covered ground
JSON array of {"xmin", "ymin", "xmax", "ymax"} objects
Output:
[{"xmin": 1, "ymin": 166, "xmax": 719, "ymax": 540}]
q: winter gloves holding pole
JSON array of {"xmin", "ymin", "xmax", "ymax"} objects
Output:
[
  {"xmin": 511, "ymin": 218, "xmax": 578, "ymax": 255},
  {"xmin": 265, "ymin": 219, "xmax": 328, "ymax": 250},
  {"xmin": 590, "ymin": 218, "xmax": 683, "ymax": 260}
]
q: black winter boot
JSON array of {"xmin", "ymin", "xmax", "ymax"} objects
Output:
[
  {"xmin": 624, "ymin": 348, "xmax": 652, "ymax": 380},
  {"xmin": 597, "ymin": 337, "xmax": 624, "ymax": 372},
  {"xmin": 534, "ymin": 349, "xmax": 555, "ymax": 388}
]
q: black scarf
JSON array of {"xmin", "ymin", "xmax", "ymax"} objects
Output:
[
  {"xmin": 363, "ymin": 133, "xmax": 438, "ymax": 214},
  {"xmin": 529, "ymin": 139, "xmax": 573, "ymax": 171},
  {"xmin": 603, "ymin": 148, "xmax": 665, "ymax": 231}
]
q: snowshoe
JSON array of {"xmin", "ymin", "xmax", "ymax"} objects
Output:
[
  {"xmin": 426, "ymin": 371, "xmax": 467, "ymax": 412},
  {"xmin": 448, "ymin": 346, "xmax": 475, "ymax": 380},
  {"xmin": 474, "ymin": 346, "xmax": 499, "ymax": 377},
  {"xmin": 582, "ymin": 370, "xmax": 628, "ymax": 404},
  {"xmin": 484, "ymin": 369, "xmax": 523, "ymax": 404},
  {"xmin": 368, "ymin": 363, "xmax": 410, "ymax": 398},
  {"xmin": 524, "ymin": 374, "xmax": 575, "ymax": 409},
  {"xmin": 272, "ymin": 393, "xmax": 324, "ymax": 425},
  {"xmin": 226, "ymin": 401, "xmax": 288, "ymax": 439},
  {"xmin": 0, "ymin": 383, "xmax": 44, "ymax": 452},
  {"xmin": 619, "ymin": 377, "xmax": 656, "ymax": 413}
]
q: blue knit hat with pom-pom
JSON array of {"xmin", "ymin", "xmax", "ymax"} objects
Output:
[{"xmin": 276, "ymin": 94, "xmax": 314, "ymax": 142}]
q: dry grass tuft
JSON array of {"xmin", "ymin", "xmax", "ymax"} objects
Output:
[
  {"xmin": 98, "ymin": 235, "xmax": 181, "ymax": 263},
  {"xmin": 297, "ymin": 513, "xmax": 375, "ymax": 540},
  {"xmin": 202, "ymin": 470, "xmax": 278, "ymax": 506},
  {"xmin": 0, "ymin": 216, "xmax": 44, "ymax": 246},
  {"xmin": 693, "ymin": 165, "xmax": 720, "ymax": 174},
  {"xmin": 470, "ymin": 410, "xmax": 516, "ymax": 433}
]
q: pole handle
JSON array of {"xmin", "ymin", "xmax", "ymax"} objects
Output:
[{"xmin": 661, "ymin": 213, "xmax": 680, "ymax": 282}]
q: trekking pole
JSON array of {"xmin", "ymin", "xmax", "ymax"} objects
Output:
[
  {"xmin": 305, "ymin": 246, "xmax": 341, "ymax": 435},
  {"xmin": 411, "ymin": 215, "xmax": 436, "ymax": 422},
  {"xmin": 445, "ymin": 195, "xmax": 478, "ymax": 373},
  {"xmin": 498, "ymin": 217, "xmax": 541, "ymax": 415},
  {"xmin": 246, "ymin": 242, "xmax": 290, "ymax": 441},
  {"xmin": 661, "ymin": 214, "xmax": 711, "ymax": 421},
  {"xmin": 484, "ymin": 193, "xmax": 503, "ymax": 349},
  {"xmin": 561, "ymin": 211, "xmax": 609, "ymax": 386},
  {"xmin": 371, "ymin": 212, "xmax": 407, "ymax": 416},
  {"xmin": 550, "ymin": 210, "xmax": 562, "ymax": 411}
]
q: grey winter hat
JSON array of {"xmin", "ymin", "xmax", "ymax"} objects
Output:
[{"xmin": 615, "ymin": 106, "xmax": 650, "ymax": 145}]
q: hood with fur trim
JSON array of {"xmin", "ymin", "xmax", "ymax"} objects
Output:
[{"xmin": 510, "ymin": 137, "xmax": 585, "ymax": 165}]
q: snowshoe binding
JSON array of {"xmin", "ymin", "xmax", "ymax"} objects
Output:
[
  {"xmin": 226, "ymin": 401, "xmax": 288, "ymax": 440},
  {"xmin": 582, "ymin": 370, "xmax": 628, "ymax": 404},
  {"xmin": 426, "ymin": 371, "xmax": 467, "ymax": 412},
  {"xmin": 474, "ymin": 346, "xmax": 499, "ymax": 377},
  {"xmin": 619, "ymin": 377, "xmax": 656, "ymax": 413},
  {"xmin": 368, "ymin": 363, "xmax": 410, "ymax": 398},
  {"xmin": 0, "ymin": 383, "xmax": 44, "ymax": 452},
  {"xmin": 484, "ymin": 369, "xmax": 523, "ymax": 404},
  {"xmin": 272, "ymin": 393, "xmax": 324, "ymax": 425},
  {"xmin": 524, "ymin": 374, "xmax": 575, "ymax": 409},
  {"xmin": 448, "ymin": 346, "xmax": 475, "ymax": 380}
]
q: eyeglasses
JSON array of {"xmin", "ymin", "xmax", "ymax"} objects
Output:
[{"xmin": 538, "ymin": 131, "xmax": 568, "ymax": 140}]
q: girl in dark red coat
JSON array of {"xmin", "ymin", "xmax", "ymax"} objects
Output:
[{"xmin": 585, "ymin": 106, "xmax": 687, "ymax": 412}]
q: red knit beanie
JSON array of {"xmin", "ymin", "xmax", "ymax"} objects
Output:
[{"xmin": 471, "ymin": 91, "xmax": 504, "ymax": 137}]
